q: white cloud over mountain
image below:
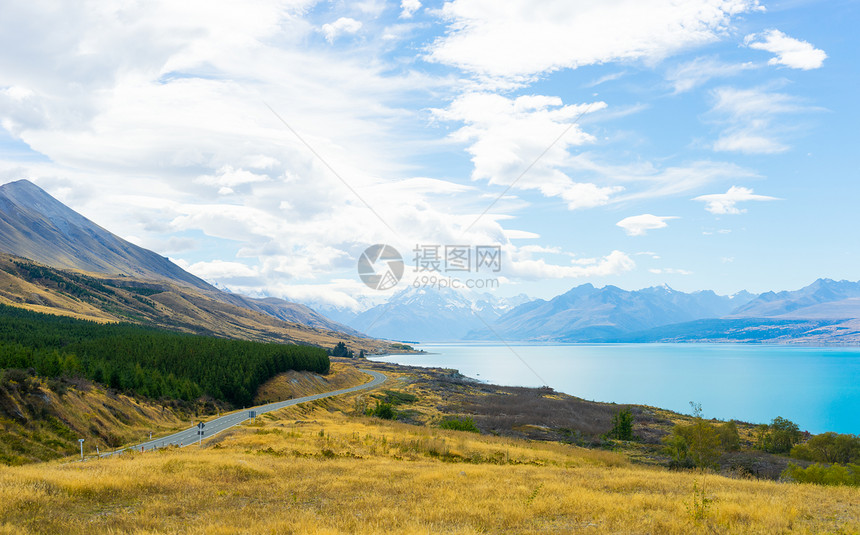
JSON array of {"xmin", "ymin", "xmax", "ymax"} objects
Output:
[{"xmin": 0, "ymin": 0, "xmax": 843, "ymax": 304}]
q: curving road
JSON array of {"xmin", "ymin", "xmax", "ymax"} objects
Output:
[{"xmin": 101, "ymin": 368, "xmax": 386, "ymax": 456}]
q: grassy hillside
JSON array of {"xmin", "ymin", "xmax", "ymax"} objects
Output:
[
  {"xmin": 0, "ymin": 253, "xmax": 383, "ymax": 352},
  {"xmin": 0, "ymin": 371, "xmax": 191, "ymax": 465},
  {"xmin": 0, "ymin": 390, "xmax": 856, "ymax": 534},
  {"xmin": 0, "ymin": 362, "xmax": 367, "ymax": 466}
]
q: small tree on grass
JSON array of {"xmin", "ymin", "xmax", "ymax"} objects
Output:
[
  {"xmin": 604, "ymin": 408, "xmax": 634, "ymax": 441},
  {"xmin": 718, "ymin": 420, "xmax": 741, "ymax": 452},
  {"xmin": 663, "ymin": 402, "xmax": 724, "ymax": 470}
]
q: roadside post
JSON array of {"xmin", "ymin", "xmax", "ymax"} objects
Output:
[{"xmin": 78, "ymin": 438, "xmax": 84, "ymax": 459}]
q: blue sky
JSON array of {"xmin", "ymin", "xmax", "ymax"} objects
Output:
[{"xmin": 0, "ymin": 0, "xmax": 857, "ymax": 311}]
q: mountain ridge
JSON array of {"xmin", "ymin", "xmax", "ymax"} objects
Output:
[
  {"xmin": 0, "ymin": 180, "xmax": 212, "ymax": 291},
  {"xmin": 0, "ymin": 179, "xmax": 359, "ymax": 337},
  {"xmin": 0, "ymin": 179, "xmax": 373, "ymax": 347},
  {"xmin": 467, "ymin": 282, "xmax": 756, "ymax": 342}
]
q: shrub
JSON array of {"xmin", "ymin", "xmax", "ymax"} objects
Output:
[
  {"xmin": 664, "ymin": 419, "xmax": 722, "ymax": 469},
  {"xmin": 379, "ymin": 390, "xmax": 418, "ymax": 406},
  {"xmin": 782, "ymin": 462, "xmax": 860, "ymax": 486},
  {"xmin": 368, "ymin": 401, "xmax": 395, "ymax": 420},
  {"xmin": 439, "ymin": 417, "xmax": 480, "ymax": 433}
]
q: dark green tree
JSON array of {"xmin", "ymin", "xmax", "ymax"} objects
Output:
[
  {"xmin": 331, "ymin": 341, "xmax": 349, "ymax": 358},
  {"xmin": 756, "ymin": 416, "xmax": 802, "ymax": 454},
  {"xmin": 791, "ymin": 432, "xmax": 860, "ymax": 464},
  {"xmin": 604, "ymin": 408, "xmax": 634, "ymax": 441}
]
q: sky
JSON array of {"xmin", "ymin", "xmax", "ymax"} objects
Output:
[{"xmin": 1, "ymin": 0, "xmax": 858, "ymax": 312}]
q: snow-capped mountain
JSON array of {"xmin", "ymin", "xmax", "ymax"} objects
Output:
[{"xmin": 345, "ymin": 286, "xmax": 532, "ymax": 342}]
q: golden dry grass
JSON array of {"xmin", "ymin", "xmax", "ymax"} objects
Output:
[
  {"xmin": 1, "ymin": 396, "xmax": 857, "ymax": 534},
  {"xmin": 0, "ymin": 379, "xmax": 191, "ymax": 464}
]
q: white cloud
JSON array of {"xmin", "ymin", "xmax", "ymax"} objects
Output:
[
  {"xmin": 184, "ymin": 260, "xmax": 260, "ymax": 281},
  {"xmin": 429, "ymin": 0, "xmax": 763, "ymax": 81},
  {"xmin": 0, "ymin": 1, "xmax": 523, "ymax": 309},
  {"xmin": 321, "ymin": 17, "xmax": 363, "ymax": 43},
  {"xmin": 711, "ymin": 86, "xmax": 808, "ymax": 117},
  {"xmin": 746, "ymin": 29, "xmax": 826, "ymax": 70},
  {"xmin": 507, "ymin": 250, "xmax": 635, "ymax": 280},
  {"xmin": 400, "ymin": 0, "xmax": 422, "ymax": 18},
  {"xmin": 616, "ymin": 214, "xmax": 678, "ymax": 236},
  {"xmin": 194, "ymin": 166, "xmax": 271, "ymax": 190},
  {"xmin": 567, "ymin": 156, "xmax": 758, "ymax": 203},
  {"xmin": 713, "ymin": 131, "xmax": 786, "ymax": 154},
  {"xmin": 649, "ymin": 268, "xmax": 692, "ymax": 275},
  {"xmin": 666, "ymin": 56, "xmax": 756, "ymax": 93},
  {"xmin": 433, "ymin": 92, "xmax": 617, "ymax": 210},
  {"xmin": 708, "ymin": 86, "xmax": 819, "ymax": 154},
  {"xmin": 694, "ymin": 185, "xmax": 779, "ymax": 214},
  {"xmin": 518, "ymin": 245, "xmax": 563, "ymax": 255}
]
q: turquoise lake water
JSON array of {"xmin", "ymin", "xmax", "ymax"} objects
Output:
[{"xmin": 372, "ymin": 343, "xmax": 860, "ymax": 434}]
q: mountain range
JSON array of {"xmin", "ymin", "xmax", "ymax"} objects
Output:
[
  {"xmin": 2, "ymin": 178, "xmax": 859, "ymax": 346},
  {"xmin": 331, "ymin": 279, "xmax": 860, "ymax": 344},
  {"xmin": 467, "ymin": 283, "xmax": 756, "ymax": 342},
  {"xmin": 468, "ymin": 280, "xmax": 860, "ymax": 344}
]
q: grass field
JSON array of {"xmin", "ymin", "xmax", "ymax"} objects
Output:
[{"xmin": 1, "ymin": 377, "xmax": 857, "ymax": 535}]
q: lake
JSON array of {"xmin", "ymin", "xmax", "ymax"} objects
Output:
[{"xmin": 371, "ymin": 343, "xmax": 860, "ymax": 434}]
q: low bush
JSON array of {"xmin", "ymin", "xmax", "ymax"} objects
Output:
[
  {"xmin": 439, "ymin": 416, "xmax": 480, "ymax": 433},
  {"xmin": 367, "ymin": 401, "xmax": 395, "ymax": 420},
  {"xmin": 782, "ymin": 462, "xmax": 860, "ymax": 486},
  {"xmin": 379, "ymin": 390, "xmax": 418, "ymax": 406}
]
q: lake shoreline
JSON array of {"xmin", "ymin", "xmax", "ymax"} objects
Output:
[{"xmin": 371, "ymin": 342, "xmax": 860, "ymax": 435}]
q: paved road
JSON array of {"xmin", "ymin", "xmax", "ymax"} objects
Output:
[{"xmin": 101, "ymin": 368, "xmax": 386, "ymax": 456}]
